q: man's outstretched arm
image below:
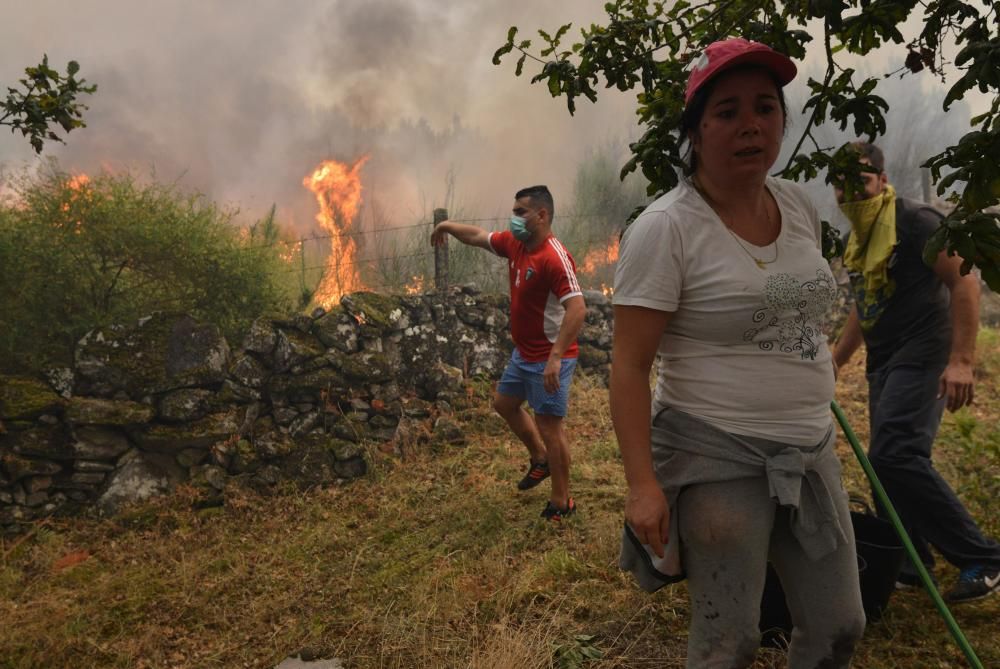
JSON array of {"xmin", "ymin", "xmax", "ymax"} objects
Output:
[{"xmin": 430, "ymin": 221, "xmax": 492, "ymax": 250}]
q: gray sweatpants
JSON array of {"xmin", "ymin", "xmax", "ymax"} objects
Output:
[{"xmin": 678, "ymin": 476, "xmax": 866, "ymax": 668}]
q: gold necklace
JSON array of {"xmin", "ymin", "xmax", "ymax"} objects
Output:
[
  {"xmin": 722, "ymin": 221, "xmax": 779, "ymax": 269},
  {"xmin": 692, "ymin": 177, "xmax": 779, "ymax": 269}
]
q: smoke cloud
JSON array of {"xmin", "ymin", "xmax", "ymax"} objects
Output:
[
  {"xmin": 0, "ymin": 1, "xmax": 638, "ymax": 232},
  {"xmin": 0, "ymin": 2, "xmax": 975, "ymax": 237}
]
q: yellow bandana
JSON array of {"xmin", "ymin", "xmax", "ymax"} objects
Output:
[{"xmin": 839, "ymin": 185, "xmax": 897, "ymax": 331}]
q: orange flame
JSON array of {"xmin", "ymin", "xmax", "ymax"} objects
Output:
[
  {"xmin": 303, "ymin": 156, "xmax": 370, "ymax": 308},
  {"xmin": 61, "ymin": 173, "xmax": 92, "ymax": 232},
  {"xmin": 67, "ymin": 174, "xmax": 91, "ymax": 191},
  {"xmin": 278, "ymin": 241, "xmax": 299, "ymax": 264},
  {"xmin": 579, "ymin": 237, "xmax": 619, "ymax": 274},
  {"xmin": 404, "ymin": 275, "xmax": 425, "ymax": 295}
]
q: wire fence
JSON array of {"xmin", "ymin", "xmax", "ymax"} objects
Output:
[{"xmin": 253, "ymin": 210, "xmax": 625, "ymax": 301}]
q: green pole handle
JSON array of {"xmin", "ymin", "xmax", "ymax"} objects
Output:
[{"xmin": 831, "ymin": 400, "xmax": 984, "ymax": 669}]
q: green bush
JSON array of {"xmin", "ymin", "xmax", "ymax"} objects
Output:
[{"xmin": 0, "ymin": 166, "xmax": 294, "ymax": 372}]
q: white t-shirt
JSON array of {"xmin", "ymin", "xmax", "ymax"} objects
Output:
[{"xmin": 613, "ymin": 176, "xmax": 837, "ymax": 445}]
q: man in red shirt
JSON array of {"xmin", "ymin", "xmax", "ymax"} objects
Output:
[{"xmin": 431, "ymin": 185, "xmax": 586, "ymax": 521}]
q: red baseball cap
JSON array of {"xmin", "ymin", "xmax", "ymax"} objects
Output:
[{"xmin": 684, "ymin": 38, "xmax": 797, "ymax": 105}]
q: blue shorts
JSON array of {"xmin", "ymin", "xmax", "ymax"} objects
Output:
[{"xmin": 497, "ymin": 349, "xmax": 577, "ymax": 417}]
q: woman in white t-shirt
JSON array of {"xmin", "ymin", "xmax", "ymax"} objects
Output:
[{"xmin": 611, "ymin": 39, "xmax": 865, "ymax": 668}]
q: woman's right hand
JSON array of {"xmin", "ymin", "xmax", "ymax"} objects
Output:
[
  {"xmin": 610, "ymin": 304, "xmax": 675, "ymax": 559},
  {"xmin": 625, "ymin": 479, "xmax": 671, "ymax": 558}
]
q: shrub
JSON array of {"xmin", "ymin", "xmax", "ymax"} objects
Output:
[{"xmin": 0, "ymin": 166, "xmax": 294, "ymax": 371}]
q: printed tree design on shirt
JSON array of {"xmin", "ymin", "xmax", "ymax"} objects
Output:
[{"xmin": 743, "ymin": 270, "xmax": 838, "ymax": 359}]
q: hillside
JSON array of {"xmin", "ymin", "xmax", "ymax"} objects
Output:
[{"xmin": 1, "ymin": 329, "xmax": 998, "ymax": 668}]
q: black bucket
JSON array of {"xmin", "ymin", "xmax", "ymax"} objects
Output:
[
  {"xmin": 759, "ymin": 508, "xmax": 905, "ymax": 647},
  {"xmin": 853, "ymin": 509, "xmax": 906, "ymax": 621}
]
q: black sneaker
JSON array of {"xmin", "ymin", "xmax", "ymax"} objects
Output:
[
  {"xmin": 540, "ymin": 498, "xmax": 576, "ymax": 521},
  {"xmin": 944, "ymin": 565, "xmax": 1000, "ymax": 604},
  {"xmin": 517, "ymin": 461, "xmax": 550, "ymax": 490}
]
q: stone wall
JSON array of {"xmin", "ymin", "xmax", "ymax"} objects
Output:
[{"xmin": 0, "ymin": 287, "xmax": 614, "ymax": 532}]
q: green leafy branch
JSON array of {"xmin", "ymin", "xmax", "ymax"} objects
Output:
[
  {"xmin": 1, "ymin": 55, "xmax": 97, "ymax": 153},
  {"xmin": 493, "ymin": 0, "xmax": 1000, "ymax": 288}
]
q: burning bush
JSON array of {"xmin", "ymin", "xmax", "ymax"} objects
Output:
[{"xmin": 0, "ymin": 165, "xmax": 293, "ymax": 371}]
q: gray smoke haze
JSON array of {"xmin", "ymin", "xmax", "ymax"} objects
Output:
[
  {"xmin": 0, "ymin": 2, "xmax": 975, "ymax": 236},
  {"xmin": 0, "ymin": 0, "xmax": 638, "ymax": 232}
]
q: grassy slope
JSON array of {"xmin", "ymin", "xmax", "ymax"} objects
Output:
[{"xmin": 1, "ymin": 330, "xmax": 998, "ymax": 669}]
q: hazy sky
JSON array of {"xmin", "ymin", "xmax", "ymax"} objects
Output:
[
  {"xmin": 0, "ymin": 2, "xmax": 983, "ymax": 234},
  {"xmin": 0, "ymin": 1, "xmax": 640, "ymax": 230}
]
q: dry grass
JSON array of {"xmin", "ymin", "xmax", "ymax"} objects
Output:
[{"xmin": 1, "ymin": 332, "xmax": 999, "ymax": 669}]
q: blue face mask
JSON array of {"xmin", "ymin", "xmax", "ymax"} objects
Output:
[{"xmin": 509, "ymin": 215, "xmax": 532, "ymax": 241}]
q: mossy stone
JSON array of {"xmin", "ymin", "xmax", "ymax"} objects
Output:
[
  {"xmin": 268, "ymin": 367, "xmax": 348, "ymax": 401},
  {"xmin": 274, "ymin": 328, "xmax": 325, "ymax": 372},
  {"xmin": 0, "ymin": 376, "xmax": 64, "ymax": 420},
  {"xmin": 75, "ymin": 313, "xmax": 230, "ymax": 398},
  {"xmin": 241, "ymin": 316, "xmax": 279, "ymax": 355},
  {"xmin": 72, "ymin": 426, "xmax": 131, "ymax": 460},
  {"xmin": 334, "ymin": 456, "xmax": 367, "ymax": 479},
  {"xmin": 252, "ymin": 429, "xmax": 295, "ymax": 459},
  {"xmin": 342, "ymin": 292, "xmax": 408, "ymax": 336},
  {"xmin": 231, "ymin": 439, "xmax": 260, "ymax": 473},
  {"xmin": 313, "ymin": 306, "xmax": 360, "ymax": 352},
  {"xmin": 337, "ymin": 351, "xmax": 392, "ymax": 383},
  {"xmin": 158, "ymin": 389, "xmax": 213, "ymax": 423},
  {"xmin": 577, "ymin": 344, "xmax": 610, "ymax": 368},
  {"xmin": 67, "ymin": 397, "xmax": 156, "ymax": 426},
  {"xmin": 228, "ymin": 355, "xmax": 269, "ymax": 390},
  {"xmin": 324, "ymin": 439, "xmax": 359, "ymax": 461},
  {"xmin": 1, "ymin": 453, "xmax": 63, "ymax": 481},
  {"xmin": 131, "ymin": 409, "xmax": 242, "ymax": 452},
  {"xmin": 3, "ymin": 425, "xmax": 73, "ymax": 460}
]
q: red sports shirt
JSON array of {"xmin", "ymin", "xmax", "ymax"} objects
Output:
[{"xmin": 488, "ymin": 230, "xmax": 583, "ymax": 362}]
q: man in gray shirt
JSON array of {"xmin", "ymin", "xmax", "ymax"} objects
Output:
[{"xmin": 833, "ymin": 141, "xmax": 1000, "ymax": 603}]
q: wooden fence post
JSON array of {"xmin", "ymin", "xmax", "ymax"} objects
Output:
[{"xmin": 433, "ymin": 208, "xmax": 449, "ymax": 292}]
